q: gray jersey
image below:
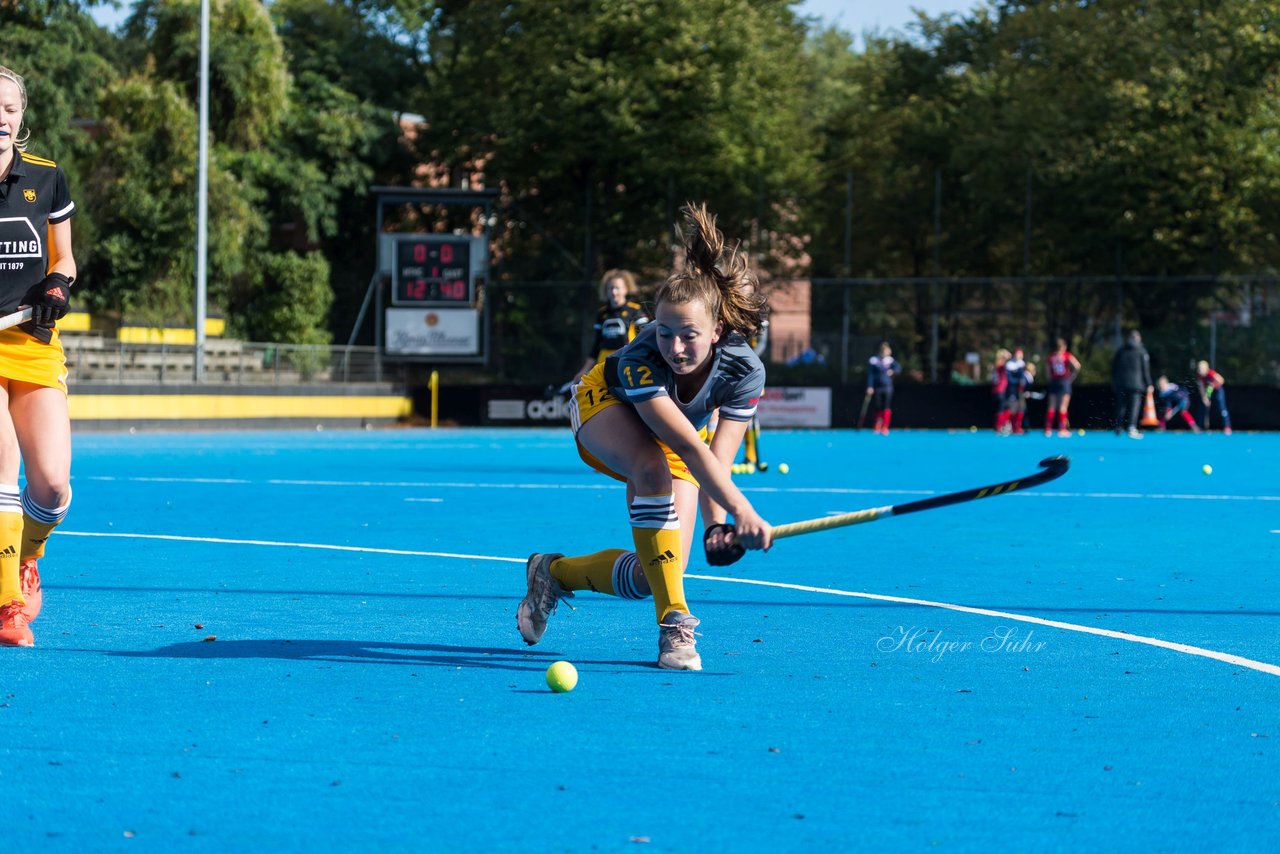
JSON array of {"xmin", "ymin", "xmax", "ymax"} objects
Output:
[{"xmin": 604, "ymin": 324, "xmax": 765, "ymax": 431}]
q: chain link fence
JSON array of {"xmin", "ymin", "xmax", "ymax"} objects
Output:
[
  {"xmin": 478, "ymin": 276, "xmax": 1278, "ymax": 393},
  {"xmin": 65, "ymin": 277, "xmax": 1278, "ymax": 398}
]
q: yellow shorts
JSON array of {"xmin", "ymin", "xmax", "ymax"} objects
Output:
[
  {"xmin": 569, "ymin": 362, "xmax": 705, "ymax": 486},
  {"xmin": 0, "ymin": 327, "xmax": 67, "ymax": 391}
]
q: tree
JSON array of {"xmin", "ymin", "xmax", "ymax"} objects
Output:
[
  {"xmin": 81, "ymin": 75, "xmax": 264, "ymax": 323},
  {"xmin": 412, "ymin": 0, "xmax": 819, "ymax": 281}
]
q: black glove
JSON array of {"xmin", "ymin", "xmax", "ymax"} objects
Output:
[
  {"xmin": 25, "ymin": 272, "xmax": 72, "ymax": 326},
  {"xmin": 703, "ymin": 522, "xmax": 746, "ymax": 567}
]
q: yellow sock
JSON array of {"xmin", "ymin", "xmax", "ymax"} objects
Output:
[
  {"xmin": 0, "ymin": 511, "xmax": 24, "ymax": 607},
  {"xmin": 21, "ymin": 514, "xmax": 57, "ymax": 561},
  {"xmin": 551, "ymin": 550, "xmax": 652, "ymax": 601},
  {"xmin": 630, "ymin": 493, "xmax": 686, "ymax": 622},
  {"xmin": 551, "ymin": 549, "xmax": 625, "ymax": 595},
  {"xmin": 20, "ymin": 488, "xmax": 70, "ymax": 561}
]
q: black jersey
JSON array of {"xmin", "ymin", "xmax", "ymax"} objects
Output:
[
  {"xmin": 0, "ymin": 150, "xmax": 75, "ymax": 314},
  {"xmin": 590, "ymin": 300, "xmax": 649, "ymax": 361},
  {"xmin": 604, "ymin": 323, "xmax": 765, "ymax": 430}
]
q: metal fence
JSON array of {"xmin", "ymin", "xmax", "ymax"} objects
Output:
[
  {"xmin": 68, "ymin": 276, "xmax": 1278, "ymax": 393},
  {"xmin": 63, "ymin": 333, "xmax": 388, "ymax": 385},
  {"xmin": 482, "ymin": 276, "xmax": 1280, "ymax": 392}
]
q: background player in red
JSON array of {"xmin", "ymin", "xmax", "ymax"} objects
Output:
[
  {"xmin": 0, "ymin": 67, "xmax": 77, "ymax": 647},
  {"xmin": 1194, "ymin": 360, "xmax": 1232, "ymax": 435},
  {"xmin": 991, "ymin": 347, "xmax": 1010, "ymax": 433},
  {"xmin": 518, "ymin": 203, "xmax": 771, "ymax": 671},
  {"xmin": 1044, "ymin": 337, "xmax": 1081, "ymax": 437}
]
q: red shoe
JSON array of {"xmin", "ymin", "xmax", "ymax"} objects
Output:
[
  {"xmin": 20, "ymin": 559, "xmax": 41, "ymax": 622},
  {"xmin": 0, "ymin": 601, "xmax": 33, "ymax": 647}
]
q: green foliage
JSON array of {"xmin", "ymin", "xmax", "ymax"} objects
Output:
[
  {"xmin": 244, "ymin": 250, "xmax": 334, "ymax": 346},
  {"xmin": 413, "ymin": 0, "xmax": 819, "ymax": 279},
  {"xmin": 803, "ymin": 0, "xmax": 1280, "ymax": 381},
  {"xmin": 1, "ymin": 0, "xmax": 1278, "ymax": 383},
  {"xmin": 125, "ymin": 0, "xmax": 290, "ymax": 149}
]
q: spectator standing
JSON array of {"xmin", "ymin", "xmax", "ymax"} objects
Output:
[{"xmin": 1111, "ymin": 330, "xmax": 1153, "ymax": 438}]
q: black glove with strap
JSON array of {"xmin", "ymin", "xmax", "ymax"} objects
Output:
[
  {"xmin": 703, "ymin": 522, "xmax": 746, "ymax": 567},
  {"xmin": 22, "ymin": 272, "xmax": 72, "ymax": 343}
]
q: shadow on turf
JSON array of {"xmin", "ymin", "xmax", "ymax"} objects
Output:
[{"xmin": 108, "ymin": 639, "xmax": 657, "ymax": 671}]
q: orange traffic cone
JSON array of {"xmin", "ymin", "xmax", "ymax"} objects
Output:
[{"xmin": 1140, "ymin": 389, "xmax": 1160, "ymax": 426}]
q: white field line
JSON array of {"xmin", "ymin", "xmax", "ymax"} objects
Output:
[
  {"xmin": 56, "ymin": 530, "xmax": 523, "ymax": 564},
  {"xmin": 79, "ymin": 475, "xmax": 1280, "ymax": 502},
  {"xmin": 55, "ymin": 529, "xmax": 1280, "ymax": 677},
  {"xmin": 688, "ymin": 574, "xmax": 1280, "ymax": 678}
]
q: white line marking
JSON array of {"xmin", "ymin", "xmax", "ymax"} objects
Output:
[
  {"xmin": 56, "ymin": 530, "xmax": 523, "ymax": 563},
  {"xmin": 404, "ymin": 498, "xmax": 444, "ymax": 503},
  {"xmin": 76, "ymin": 476, "xmax": 1280, "ymax": 502},
  {"xmin": 688, "ymin": 573, "xmax": 1280, "ymax": 677},
  {"xmin": 54, "ymin": 529, "xmax": 1279, "ymax": 677},
  {"xmin": 89, "ymin": 476, "xmax": 254, "ymax": 484}
]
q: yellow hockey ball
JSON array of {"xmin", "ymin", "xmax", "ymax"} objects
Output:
[
  {"xmin": 778, "ymin": 463, "xmax": 790, "ymax": 474},
  {"xmin": 969, "ymin": 426, "xmax": 978, "ymax": 433},
  {"xmin": 1078, "ymin": 428, "xmax": 1086, "ymax": 436},
  {"xmin": 546, "ymin": 661, "xmax": 578, "ymax": 693},
  {"xmin": 1202, "ymin": 464, "xmax": 1213, "ymax": 475}
]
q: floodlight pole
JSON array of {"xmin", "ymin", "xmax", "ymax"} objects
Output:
[{"xmin": 194, "ymin": 0, "xmax": 210, "ymax": 383}]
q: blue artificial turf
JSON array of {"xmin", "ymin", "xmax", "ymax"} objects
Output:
[{"xmin": 5, "ymin": 426, "xmax": 1278, "ymax": 851}]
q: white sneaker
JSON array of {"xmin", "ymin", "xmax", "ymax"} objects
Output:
[
  {"xmin": 658, "ymin": 611, "xmax": 702, "ymax": 671},
  {"xmin": 517, "ymin": 553, "xmax": 571, "ymax": 645},
  {"xmin": 1127, "ymin": 429, "xmax": 1143, "ymax": 439}
]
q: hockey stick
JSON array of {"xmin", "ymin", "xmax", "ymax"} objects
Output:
[
  {"xmin": 0, "ymin": 307, "xmax": 34, "ymax": 332},
  {"xmin": 771, "ymin": 455, "xmax": 1069, "ymax": 541},
  {"xmin": 857, "ymin": 392, "xmax": 872, "ymax": 429}
]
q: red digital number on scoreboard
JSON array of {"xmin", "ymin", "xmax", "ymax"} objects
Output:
[{"xmin": 393, "ymin": 237, "xmax": 473, "ymax": 305}]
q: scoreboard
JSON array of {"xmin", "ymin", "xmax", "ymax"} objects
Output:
[{"xmin": 391, "ymin": 235, "xmax": 474, "ymax": 306}]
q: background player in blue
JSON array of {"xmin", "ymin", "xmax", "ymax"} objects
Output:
[
  {"xmin": 0, "ymin": 67, "xmax": 77, "ymax": 647},
  {"xmin": 864, "ymin": 341, "xmax": 900, "ymax": 435},
  {"xmin": 1155, "ymin": 375, "xmax": 1200, "ymax": 433},
  {"xmin": 999, "ymin": 347, "xmax": 1031, "ymax": 435},
  {"xmin": 518, "ymin": 203, "xmax": 772, "ymax": 671}
]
